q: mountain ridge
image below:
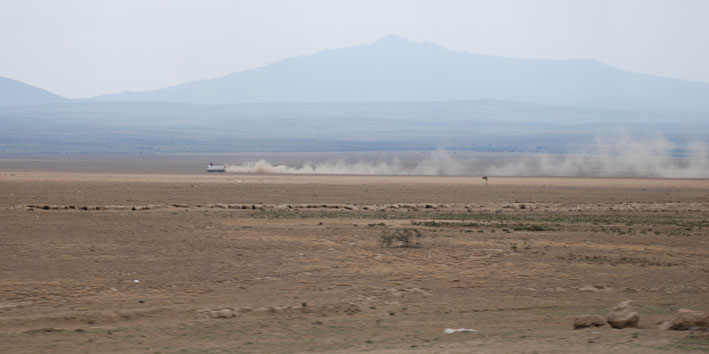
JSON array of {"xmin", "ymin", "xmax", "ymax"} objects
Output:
[
  {"xmin": 0, "ymin": 77, "xmax": 67, "ymax": 107},
  {"xmin": 3, "ymin": 35, "xmax": 709, "ymax": 112},
  {"xmin": 86, "ymin": 35, "xmax": 709, "ymax": 112}
]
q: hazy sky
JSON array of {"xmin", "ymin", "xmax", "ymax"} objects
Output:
[{"xmin": 2, "ymin": 0, "xmax": 708, "ymax": 98}]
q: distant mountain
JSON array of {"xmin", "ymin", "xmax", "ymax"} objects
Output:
[
  {"xmin": 91, "ymin": 35, "xmax": 709, "ymax": 112},
  {"xmin": 0, "ymin": 77, "xmax": 67, "ymax": 106}
]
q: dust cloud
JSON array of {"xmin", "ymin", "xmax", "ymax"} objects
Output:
[{"xmin": 226, "ymin": 134, "xmax": 708, "ymax": 178}]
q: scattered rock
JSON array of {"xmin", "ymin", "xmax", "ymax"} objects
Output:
[
  {"xmin": 578, "ymin": 285, "xmax": 612, "ymax": 293},
  {"xmin": 268, "ymin": 306, "xmax": 283, "ymax": 313},
  {"xmin": 660, "ymin": 309, "xmax": 709, "ymax": 330},
  {"xmin": 574, "ymin": 314, "xmax": 607, "ymax": 329},
  {"xmin": 209, "ymin": 308, "xmax": 236, "ymax": 319},
  {"xmin": 606, "ymin": 300, "xmax": 639, "ymax": 329},
  {"xmin": 316, "ymin": 303, "xmax": 361, "ymax": 316},
  {"xmin": 578, "ymin": 285, "xmax": 600, "ymax": 292}
]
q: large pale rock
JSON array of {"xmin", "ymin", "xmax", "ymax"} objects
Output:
[
  {"xmin": 574, "ymin": 314, "xmax": 607, "ymax": 329},
  {"xmin": 208, "ymin": 308, "xmax": 236, "ymax": 319},
  {"xmin": 660, "ymin": 309, "xmax": 709, "ymax": 330},
  {"xmin": 606, "ymin": 300, "xmax": 639, "ymax": 329}
]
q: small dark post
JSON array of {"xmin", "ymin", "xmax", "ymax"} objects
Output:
[{"xmin": 482, "ymin": 176, "xmax": 488, "ymax": 186}]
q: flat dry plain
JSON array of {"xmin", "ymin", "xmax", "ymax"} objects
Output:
[{"xmin": 0, "ymin": 156, "xmax": 708, "ymax": 353}]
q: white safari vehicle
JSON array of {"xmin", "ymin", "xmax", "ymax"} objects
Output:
[{"xmin": 206, "ymin": 162, "xmax": 226, "ymax": 172}]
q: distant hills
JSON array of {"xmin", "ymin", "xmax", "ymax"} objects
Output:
[
  {"xmin": 88, "ymin": 35, "xmax": 709, "ymax": 112},
  {"xmin": 1, "ymin": 99, "xmax": 706, "ymax": 154},
  {"xmin": 1, "ymin": 35, "xmax": 708, "ymax": 154},
  {"xmin": 0, "ymin": 77, "xmax": 67, "ymax": 107},
  {"xmin": 3, "ymin": 35, "xmax": 709, "ymax": 112}
]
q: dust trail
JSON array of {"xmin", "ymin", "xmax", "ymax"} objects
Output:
[
  {"xmin": 226, "ymin": 133, "xmax": 709, "ymax": 178},
  {"xmin": 487, "ymin": 134, "xmax": 708, "ymax": 178},
  {"xmin": 226, "ymin": 150, "xmax": 464, "ymax": 175}
]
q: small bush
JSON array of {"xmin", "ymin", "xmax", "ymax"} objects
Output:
[
  {"xmin": 380, "ymin": 228, "xmax": 423, "ymax": 248},
  {"xmin": 411, "ymin": 221, "xmax": 479, "ymax": 228},
  {"xmin": 513, "ymin": 224, "xmax": 549, "ymax": 232}
]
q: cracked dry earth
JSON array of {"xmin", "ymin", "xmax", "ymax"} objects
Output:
[{"xmin": 0, "ymin": 170, "xmax": 708, "ymax": 353}]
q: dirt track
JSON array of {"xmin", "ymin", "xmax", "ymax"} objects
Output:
[{"xmin": 0, "ymin": 169, "xmax": 708, "ymax": 353}]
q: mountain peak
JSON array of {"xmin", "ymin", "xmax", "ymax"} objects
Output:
[
  {"xmin": 370, "ymin": 35, "xmax": 415, "ymax": 46},
  {"xmin": 87, "ymin": 39, "xmax": 709, "ymax": 112},
  {"xmin": 0, "ymin": 76, "xmax": 67, "ymax": 107}
]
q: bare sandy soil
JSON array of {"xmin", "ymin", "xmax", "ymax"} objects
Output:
[{"xmin": 0, "ymin": 159, "xmax": 707, "ymax": 353}]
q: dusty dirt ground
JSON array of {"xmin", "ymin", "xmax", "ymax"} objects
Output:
[{"xmin": 0, "ymin": 159, "xmax": 708, "ymax": 353}]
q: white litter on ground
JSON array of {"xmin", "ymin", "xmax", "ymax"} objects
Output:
[{"xmin": 443, "ymin": 328, "xmax": 478, "ymax": 334}]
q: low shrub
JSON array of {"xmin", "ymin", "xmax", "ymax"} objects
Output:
[{"xmin": 379, "ymin": 228, "xmax": 423, "ymax": 248}]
